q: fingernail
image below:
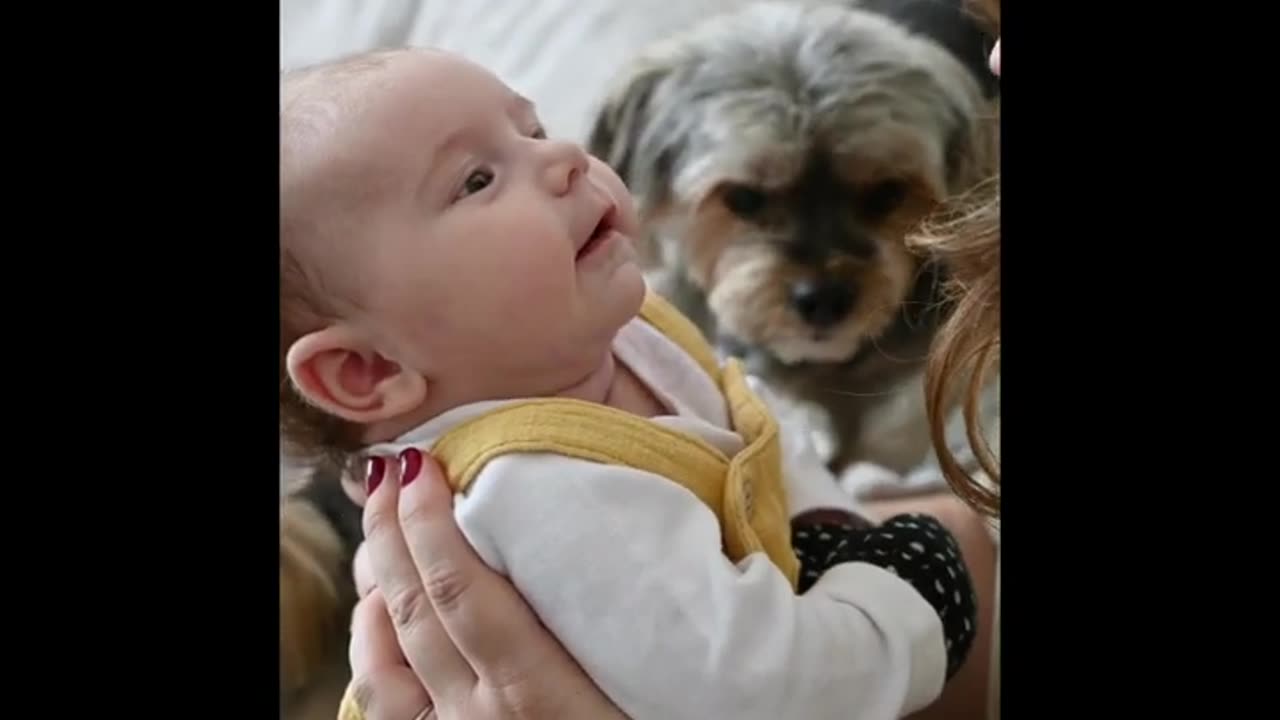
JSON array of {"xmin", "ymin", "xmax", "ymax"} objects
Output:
[
  {"xmin": 399, "ymin": 448, "xmax": 423, "ymax": 486},
  {"xmin": 366, "ymin": 456, "xmax": 386, "ymax": 495},
  {"xmin": 989, "ymin": 40, "xmax": 1001, "ymax": 77}
]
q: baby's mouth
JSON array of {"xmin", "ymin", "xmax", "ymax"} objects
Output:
[{"xmin": 577, "ymin": 206, "xmax": 617, "ymax": 261}]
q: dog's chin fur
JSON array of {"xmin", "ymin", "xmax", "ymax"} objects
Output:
[
  {"xmin": 705, "ymin": 237, "xmax": 918, "ymax": 366},
  {"xmin": 589, "ymin": 0, "xmax": 997, "ymax": 473}
]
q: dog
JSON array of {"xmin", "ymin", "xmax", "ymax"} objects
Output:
[
  {"xmin": 586, "ymin": 0, "xmax": 998, "ymax": 477},
  {"xmin": 281, "ymin": 463, "xmax": 362, "ymax": 718}
]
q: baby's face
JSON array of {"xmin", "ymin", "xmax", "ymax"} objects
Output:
[{"xmin": 300, "ymin": 50, "xmax": 646, "ymax": 415}]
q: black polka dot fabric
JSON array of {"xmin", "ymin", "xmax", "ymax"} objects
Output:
[{"xmin": 793, "ymin": 512, "xmax": 978, "ymax": 681}]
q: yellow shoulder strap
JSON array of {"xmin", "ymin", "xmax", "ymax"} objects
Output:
[
  {"xmin": 431, "ymin": 398, "xmax": 729, "ymax": 508},
  {"xmin": 429, "ymin": 288, "xmax": 728, "ymax": 497},
  {"xmin": 335, "ymin": 295, "xmax": 744, "ymax": 720},
  {"xmin": 637, "ymin": 288, "xmax": 722, "ymax": 384}
]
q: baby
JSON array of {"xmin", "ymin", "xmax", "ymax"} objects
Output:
[{"xmin": 280, "ymin": 48, "xmax": 977, "ymax": 720}]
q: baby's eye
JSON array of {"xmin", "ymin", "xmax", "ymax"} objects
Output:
[
  {"xmin": 530, "ymin": 125, "xmax": 547, "ymax": 140},
  {"xmin": 460, "ymin": 168, "xmax": 494, "ymax": 198}
]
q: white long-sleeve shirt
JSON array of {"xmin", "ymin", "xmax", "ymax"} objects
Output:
[{"xmin": 365, "ymin": 316, "xmax": 947, "ymax": 720}]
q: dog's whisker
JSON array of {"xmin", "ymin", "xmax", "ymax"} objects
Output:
[
  {"xmin": 864, "ymin": 333, "xmax": 930, "ymax": 364},
  {"xmin": 819, "ymin": 387, "xmax": 902, "ymax": 399}
]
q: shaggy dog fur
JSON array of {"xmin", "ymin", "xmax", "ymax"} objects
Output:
[{"xmin": 586, "ymin": 0, "xmax": 998, "ymax": 475}]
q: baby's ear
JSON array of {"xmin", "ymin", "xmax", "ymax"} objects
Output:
[{"xmin": 285, "ymin": 325, "xmax": 428, "ymax": 426}]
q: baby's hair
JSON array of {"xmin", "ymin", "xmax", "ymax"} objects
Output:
[
  {"xmin": 279, "ymin": 48, "xmax": 408, "ymax": 478},
  {"xmin": 910, "ymin": 0, "xmax": 1001, "ymax": 518},
  {"xmin": 279, "ymin": 246, "xmax": 358, "ymax": 476}
]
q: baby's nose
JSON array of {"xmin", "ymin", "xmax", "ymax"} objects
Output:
[{"xmin": 542, "ymin": 139, "xmax": 589, "ymax": 194}]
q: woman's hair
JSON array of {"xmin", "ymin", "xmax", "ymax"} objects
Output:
[{"xmin": 910, "ymin": 0, "xmax": 1001, "ymax": 518}]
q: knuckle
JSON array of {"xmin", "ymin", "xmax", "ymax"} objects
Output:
[
  {"xmin": 422, "ymin": 561, "xmax": 469, "ymax": 613},
  {"xmin": 497, "ymin": 682, "xmax": 557, "ymax": 720},
  {"xmin": 383, "ymin": 582, "xmax": 432, "ymax": 631},
  {"xmin": 362, "ymin": 504, "xmax": 398, "ymax": 542}
]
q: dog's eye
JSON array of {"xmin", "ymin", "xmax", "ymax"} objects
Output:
[
  {"xmin": 722, "ymin": 185, "xmax": 768, "ymax": 218},
  {"xmin": 861, "ymin": 180, "xmax": 908, "ymax": 218}
]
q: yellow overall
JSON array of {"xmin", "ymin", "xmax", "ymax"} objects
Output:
[{"xmin": 335, "ymin": 290, "xmax": 796, "ymax": 720}]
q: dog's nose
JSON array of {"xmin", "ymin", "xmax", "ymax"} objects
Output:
[{"xmin": 789, "ymin": 279, "xmax": 855, "ymax": 328}]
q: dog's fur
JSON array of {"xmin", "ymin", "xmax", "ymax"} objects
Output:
[
  {"xmin": 281, "ymin": 465, "xmax": 361, "ymax": 717},
  {"xmin": 587, "ymin": 0, "xmax": 998, "ymax": 474}
]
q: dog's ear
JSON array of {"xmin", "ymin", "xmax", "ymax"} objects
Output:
[
  {"xmin": 586, "ymin": 59, "xmax": 681, "ymax": 213},
  {"xmin": 943, "ymin": 96, "xmax": 997, "ymax": 194},
  {"xmin": 587, "ymin": 61, "xmax": 665, "ymax": 177}
]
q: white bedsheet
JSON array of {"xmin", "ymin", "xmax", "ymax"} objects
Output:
[{"xmin": 280, "ymin": 0, "xmax": 748, "ymax": 144}]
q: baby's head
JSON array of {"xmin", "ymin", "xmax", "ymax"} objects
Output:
[{"xmin": 280, "ymin": 48, "xmax": 645, "ymax": 472}]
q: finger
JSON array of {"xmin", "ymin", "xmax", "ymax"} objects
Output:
[
  {"xmin": 363, "ymin": 451, "xmax": 477, "ymax": 703},
  {"xmin": 396, "ymin": 449, "xmax": 571, "ymax": 688},
  {"xmin": 347, "ymin": 592, "xmax": 435, "ymax": 720},
  {"xmin": 351, "ymin": 460, "xmax": 386, "ymax": 599},
  {"xmin": 344, "ymin": 455, "xmax": 387, "ymax": 508},
  {"xmin": 347, "ymin": 670, "xmax": 433, "ymax": 720},
  {"xmin": 354, "ymin": 541, "xmax": 375, "ymax": 599},
  {"xmin": 347, "ymin": 672, "xmax": 432, "ymax": 720},
  {"xmin": 349, "ymin": 591, "xmax": 406, "ymax": 673}
]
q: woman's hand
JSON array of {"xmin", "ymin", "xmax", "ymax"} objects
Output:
[{"xmin": 347, "ymin": 450, "xmax": 629, "ymax": 720}]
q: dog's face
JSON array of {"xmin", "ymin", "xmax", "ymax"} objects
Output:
[{"xmin": 588, "ymin": 2, "xmax": 993, "ymax": 365}]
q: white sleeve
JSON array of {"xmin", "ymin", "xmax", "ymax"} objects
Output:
[{"xmin": 453, "ymin": 454, "xmax": 947, "ymax": 720}]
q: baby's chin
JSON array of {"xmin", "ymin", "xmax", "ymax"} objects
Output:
[
  {"xmin": 613, "ymin": 257, "xmax": 648, "ymax": 317},
  {"xmin": 580, "ymin": 260, "xmax": 646, "ymax": 341}
]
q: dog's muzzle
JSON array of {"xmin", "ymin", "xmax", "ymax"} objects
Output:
[{"xmin": 789, "ymin": 278, "xmax": 855, "ymax": 329}]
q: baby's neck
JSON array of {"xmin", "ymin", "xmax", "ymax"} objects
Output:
[
  {"xmin": 555, "ymin": 350, "xmax": 665, "ymax": 417},
  {"xmin": 554, "ymin": 350, "xmax": 618, "ymax": 406},
  {"xmin": 361, "ymin": 349, "xmax": 626, "ymax": 446}
]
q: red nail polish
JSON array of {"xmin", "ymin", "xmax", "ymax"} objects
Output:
[
  {"xmin": 366, "ymin": 456, "xmax": 386, "ymax": 495},
  {"xmin": 399, "ymin": 448, "xmax": 423, "ymax": 486}
]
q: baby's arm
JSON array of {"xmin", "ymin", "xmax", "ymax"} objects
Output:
[
  {"xmin": 759, "ymin": 376, "xmax": 980, "ymax": 680},
  {"xmin": 452, "ymin": 454, "xmax": 953, "ymax": 720}
]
